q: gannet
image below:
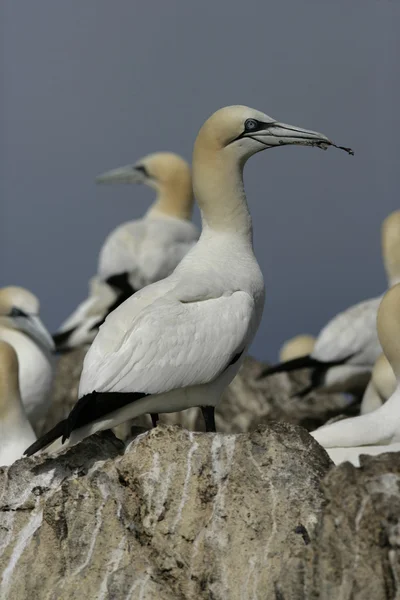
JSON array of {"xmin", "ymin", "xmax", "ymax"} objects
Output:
[
  {"xmin": 359, "ymin": 353, "xmax": 395, "ymax": 415},
  {"xmin": 53, "ymin": 276, "xmax": 117, "ymax": 351},
  {"xmin": 0, "ymin": 287, "xmax": 55, "ymax": 424},
  {"xmin": 279, "ymin": 334, "xmax": 316, "ymax": 362},
  {"xmin": 311, "ymin": 283, "xmax": 400, "ymax": 465},
  {"xmin": 25, "ymin": 105, "xmax": 352, "ymax": 456},
  {"xmin": 259, "ymin": 210, "xmax": 400, "ymax": 396},
  {"xmin": 0, "ymin": 341, "xmax": 36, "ymax": 466},
  {"xmin": 53, "ymin": 152, "xmax": 198, "ymax": 351}
]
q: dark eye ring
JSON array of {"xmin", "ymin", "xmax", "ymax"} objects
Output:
[
  {"xmin": 135, "ymin": 165, "xmax": 149, "ymax": 177},
  {"xmin": 10, "ymin": 307, "xmax": 26, "ymax": 318},
  {"xmin": 244, "ymin": 118, "xmax": 260, "ymax": 132}
]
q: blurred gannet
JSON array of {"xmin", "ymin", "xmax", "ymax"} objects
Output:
[
  {"xmin": 53, "ymin": 276, "xmax": 117, "ymax": 351},
  {"xmin": 359, "ymin": 353, "xmax": 395, "ymax": 415},
  {"xmin": 53, "ymin": 152, "xmax": 198, "ymax": 352},
  {"xmin": 279, "ymin": 334, "xmax": 316, "ymax": 362},
  {"xmin": 25, "ymin": 104, "xmax": 352, "ymax": 456},
  {"xmin": 0, "ymin": 341, "xmax": 36, "ymax": 466},
  {"xmin": 311, "ymin": 283, "xmax": 400, "ymax": 464},
  {"xmin": 0, "ymin": 287, "xmax": 54, "ymax": 424},
  {"xmin": 259, "ymin": 211, "xmax": 400, "ymax": 396}
]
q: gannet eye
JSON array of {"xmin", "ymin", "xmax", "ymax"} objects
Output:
[
  {"xmin": 10, "ymin": 307, "xmax": 27, "ymax": 318},
  {"xmin": 135, "ymin": 165, "xmax": 149, "ymax": 177},
  {"xmin": 244, "ymin": 119, "xmax": 261, "ymax": 133}
]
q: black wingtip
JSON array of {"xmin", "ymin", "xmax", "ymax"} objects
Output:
[
  {"xmin": 257, "ymin": 354, "xmax": 319, "ymax": 380},
  {"xmin": 24, "ymin": 420, "xmax": 67, "ymax": 457}
]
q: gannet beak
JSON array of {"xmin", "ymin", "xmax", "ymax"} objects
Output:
[
  {"xmin": 16, "ymin": 315, "xmax": 55, "ymax": 352},
  {"xmin": 95, "ymin": 165, "xmax": 148, "ymax": 185},
  {"xmin": 251, "ymin": 122, "xmax": 354, "ymax": 155}
]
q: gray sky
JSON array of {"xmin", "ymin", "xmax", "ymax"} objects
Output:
[{"xmin": 2, "ymin": 0, "xmax": 399, "ymax": 360}]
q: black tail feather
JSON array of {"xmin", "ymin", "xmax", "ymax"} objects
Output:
[
  {"xmin": 24, "ymin": 420, "xmax": 67, "ymax": 457},
  {"xmin": 257, "ymin": 355, "xmax": 323, "ymax": 380}
]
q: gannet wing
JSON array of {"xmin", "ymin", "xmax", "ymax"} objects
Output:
[
  {"xmin": 79, "ymin": 289, "xmax": 255, "ymax": 397},
  {"xmin": 313, "ymin": 296, "xmax": 382, "ymax": 365}
]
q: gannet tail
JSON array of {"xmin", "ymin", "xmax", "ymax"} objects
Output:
[
  {"xmin": 24, "ymin": 420, "xmax": 67, "ymax": 457},
  {"xmin": 257, "ymin": 355, "xmax": 323, "ymax": 379}
]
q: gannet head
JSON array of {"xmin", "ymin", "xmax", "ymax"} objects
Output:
[
  {"xmin": 194, "ymin": 105, "xmax": 353, "ymax": 165},
  {"xmin": 382, "ymin": 210, "xmax": 400, "ymax": 286},
  {"xmin": 279, "ymin": 334, "xmax": 316, "ymax": 362},
  {"xmin": 0, "ymin": 341, "xmax": 21, "ymax": 416},
  {"xmin": 0, "ymin": 287, "xmax": 55, "ymax": 352},
  {"xmin": 377, "ymin": 283, "xmax": 400, "ymax": 380},
  {"xmin": 95, "ymin": 152, "xmax": 193, "ymax": 219}
]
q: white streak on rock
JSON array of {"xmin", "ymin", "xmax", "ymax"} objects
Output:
[
  {"xmin": 72, "ymin": 502, "xmax": 106, "ymax": 577},
  {"xmin": 126, "ymin": 572, "xmax": 151, "ymax": 600},
  {"xmin": 171, "ymin": 432, "xmax": 198, "ymax": 532},
  {"xmin": 97, "ymin": 536, "xmax": 126, "ymax": 600},
  {"xmin": 0, "ymin": 508, "xmax": 43, "ymax": 596},
  {"xmin": 207, "ymin": 435, "xmax": 236, "ymax": 594}
]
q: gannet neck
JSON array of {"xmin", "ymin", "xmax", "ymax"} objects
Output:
[
  {"xmin": 382, "ymin": 210, "xmax": 400, "ymax": 286},
  {"xmin": 0, "ymin": 341, "xmax": 23, "ymax": 419},
  {"xmin": 147, "ymin": 176, "xmax": 194, "ymax": 222},
  {"xmin": 192, "ymin": 144, "xmax": 252, "ymax": 240},
  {"xmin": 377, "ymin": 283, "xmax": 400, "ymax": 379}
]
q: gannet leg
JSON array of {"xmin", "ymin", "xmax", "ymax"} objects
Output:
[
  {"xmin": 201, "ymin": 406, "xmax": 216, "ymax": 432},
  {"xmin": 150, "ymin": 413, "xmax": 159, "ymax": 428}
]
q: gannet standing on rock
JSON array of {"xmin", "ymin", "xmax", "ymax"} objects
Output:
[
  {"xmin": 279, "ymin": 335, "xmax": 316, "ymax": 362},
  {"xmin": 359, "ymin": 353, "xmax": 395, "ymax": 415},
  {"xmin": 259, "ymin": 210, "xmax": 400, "ymax": 396},
  {"xmin": 53, "ymin": 152, "xmax": 198, "ymax": 352},
  {"xmin": 312, "ymin": 283, "xmax": 400, "ymax": 465},
  {"xmin": 0, "ymin": 341, "xmax": 36, "ymax": 466},
  {"xmin": 0, "ymin": 287, "xmax": 54, "ymax": 425},
  {"xmin": 25, "ymin": 105, "xmax": 352, "ymax": 456}
]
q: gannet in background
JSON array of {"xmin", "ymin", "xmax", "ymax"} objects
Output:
[
  {"xmin": 53, "ymin": 152, "xmax": 198, "ymax": 352},
  {"xmin": 0, "ymin": 341, "xmax": 36, "ymax": 466},
  {"xmin": 312, "ymin": 283, "xmax": 400, "ymax": 465},
  {"xmin": 359, "ymin": 353, "xmax": 395, "ymax": 415},
  {"xmin": 258, "ymin": 210, "xmax": 400, "ymax": 396},
  {"xmin": 25, "ymin": 104, "xmax": 352, "ymax": 457},
  {"xmin": 53, "ymin": 276, "xmax": 117, "ymax": 351},
  {"xmin": 0, "ymin": 287, "xmax": 55, "ymax": 425},
  {"xmin": 279, "ymin": 334, "xmax": 316, "ymax": 362}
]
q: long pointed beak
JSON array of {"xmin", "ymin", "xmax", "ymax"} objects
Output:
[
  {"xmin": 19, "ymin": 316, "xmax": 55, "ymax": 352},
  {"xmin": 96, "ymin": 165, "xmax": 146, "ymax": 185},
  {"xmin": 253, "ymin": 122, "xmax": 354, "ymax": 154}
]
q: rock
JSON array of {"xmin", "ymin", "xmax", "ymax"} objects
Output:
[
  {"xmin": 277, "ymin": 451, "xmax": 400, "ymax": 599},
  {"xmin": 44, "ymin": 352, "xmax": 354, "ymax": 439},
  {"xmin": 0, "ymin": 423, "xmax": 331, "ymax": 599}
]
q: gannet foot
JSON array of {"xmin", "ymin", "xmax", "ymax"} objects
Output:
[
  {"xmin": 150, "ymin": 413, "xmax": 159, "ymax": 428},
  {"xmin": 201, "ymin": 406, "xmax": 216, "ymax": 432}
]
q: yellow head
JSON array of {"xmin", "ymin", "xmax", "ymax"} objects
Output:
[
  {"xmin": 96, "ymin": 152, "xmax": 193, "ymax": 220},
  {"xmin": 0, "ymin": 286, "xmax": 54, "ymax": 352},
  {"xmin": 279, "ymin": 334, "xmax": 316, "ymax": 362}
]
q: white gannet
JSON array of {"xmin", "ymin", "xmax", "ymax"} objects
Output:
[
  {"xmin": 0, "ymin": 287, "xmax": 55, "ymax": 424},
  {"xmin": 0, "ymin": 341, "xmax": 36, "ymax": 466},
  {"xmin": 359, "ymin": 352, "xmax": 395, "ymax": 415},
  {"xmin": 279, "ymin": 334, "xmax": 316, "ymax": 362},
  {"xmin": 259, "ymin": 210, "xmax": 400, "ymax": 396},
  {"xmin": 311, "ymin": 283, "xmax": 400, "ymax": 465},
  {"xmin": 53, "ymin": 152, "xmax": 198, "ymax": 352},
  {"xmin": 53, "ymin": 276, "xmax": 117, "ymax": 351},
  {"xmin": 25, "ymin": 105, "xmax": 352, "ymax": 456}
]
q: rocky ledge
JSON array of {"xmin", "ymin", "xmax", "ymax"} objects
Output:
[{"xmin": 1, "ymin": 424, "xmax": 399, "ymax": 599}]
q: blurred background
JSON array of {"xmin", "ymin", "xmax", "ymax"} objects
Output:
[{"xmin": 1, "ymin": 0, "xmax": 399, "ymax": 360}]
